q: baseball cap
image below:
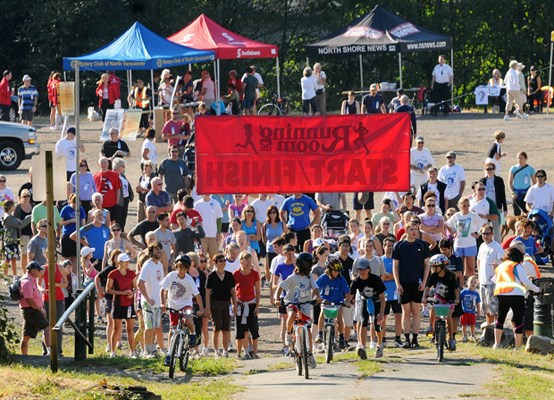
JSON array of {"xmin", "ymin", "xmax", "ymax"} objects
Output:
[
  {"xmin": 354, "ymin": 258, "xmax": 371, "ymax": 270},
  {"xmin": 26, "ymin": 261, "xmax": 44, "ymax": 271},
  {"xmin": 510, "ymin": 240, "xmax": 526, "ymax": 255},
  {"xmin": 66, "ymin": 127, "xmax": 76, "ymax": 135},
  {"xmin": 22, "ymin": 74, "xmax": 32, "ymax": 82},
  {"xmin": 80, "ymin": 246, "xmax": 96, "ymax": 257},
  {"xmin": 517, "ymin": 62, "xmax": 525, "ymax": 70},
  {"xmin": 370, "ymin": 83, "xmax": 377, "ymax": 90},
  {"xmin": 446, "ymin": 151, "xmax": 456, "ymax": 158},
  {"xmin": 416, "ymin": 135, "xmax": 424, "ymax": 143},
  {"xmin": 118, "ymin": 253, "xmax": 131, "ymax": 262}
]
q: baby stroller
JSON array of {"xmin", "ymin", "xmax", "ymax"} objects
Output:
[
  {"xmin": 321, "ymin": 210, "xmax": 349, "ymax": 242},
  {"xmin": 528, "ymin": 209, "xmax": 554, "ymax": 264}
]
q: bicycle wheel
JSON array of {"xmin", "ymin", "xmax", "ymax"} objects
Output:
[
  {"xmin": 257, "ymin": 103, "xmax": 281, "ymax": 116},
  {"xmin": 179, "ymin": 331, "xmax": 190, "ymax": 372},
  {"xmin": 325, "ymin": 325, "xmax": 334, "ymax": 364},
  {"xmin": 301, "ymin": 329, "xmax": 309, "ymax": 380},
  {"xmin": 168, "ymin": 333, "xmax": 180, "ymax": 379},
  {"xmin": 437, "ymin": 321, "xmax": 445, "ymax": 362},
  {"xmin": 294, "ymin": 335, "xmax": 303, "ymax": 376}
]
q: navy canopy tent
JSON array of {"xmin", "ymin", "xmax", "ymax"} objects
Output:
[
  {"xmin": 63, "ymin": 21, "xmax": 215, "ymax": 71},
  {"xmin": 306, "ymin": 5, "xmax": 453, "ymax": 88}
]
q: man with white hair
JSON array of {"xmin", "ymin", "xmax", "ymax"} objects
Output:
[
  {"xmin": 430, "ymin": 54, "xmax": 453, "ymax": 115},
  {"xmin": 504, "ymin": 60, "xmax": 528, "ymax": 121},
  {"xmin": 145, "ymin": 177, "xmax": 172, "ymax": 214}
]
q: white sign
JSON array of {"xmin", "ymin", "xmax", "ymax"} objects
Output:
[
  {"xmin": 474, "ymin": 85, "xmax": 489, "ymax": 105},
  {"xmin": 100, "ymin": 109, "xmax": 125, "ymax": 141},
  {"xmin": 31, "ymin": 152, "xmax": 68, "ymax": 201}
]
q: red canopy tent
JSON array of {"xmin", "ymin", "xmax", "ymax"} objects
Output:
[{"xmin": 168, "ymin": 14, "xmax": 281, "ymax": 100}]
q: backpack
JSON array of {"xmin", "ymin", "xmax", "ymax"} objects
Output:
[{"xmin": 9, "ymin": 277, "xmax": 23, "ymax": 301}]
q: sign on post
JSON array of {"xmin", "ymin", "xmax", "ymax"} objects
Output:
[
  {"xmin": 57, "ymin": 82, "xmax": 75, "ymax": 116},
  {"xmin": 31, "ymin": 153, "xmax": 68, "ymax": 201}
]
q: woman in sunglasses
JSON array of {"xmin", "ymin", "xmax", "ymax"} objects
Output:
[
  {"xmin": 102, "ymin": 223, "xmax": 136, "ymax": 269},
  {"xmin": 479, "ymin": 162, "xmax": 507, "ymax": 242}
]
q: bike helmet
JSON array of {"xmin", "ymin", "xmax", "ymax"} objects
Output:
[
  {"xmin": 429, "ymin": 254, "xmax": 449, "ymax": 268},
  {"xmin": 174, "ymin": 253, "xmax": 192, "ymax": 267},
  {"xmin": 296, "ymin": 252, "xmax": 315, "ymax": 270},
  {"xmin": 325, "ymin": 256, "xmax": 343, "ymax": 271}
]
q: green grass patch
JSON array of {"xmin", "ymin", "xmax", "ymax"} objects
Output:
[
  {"xmin": 267, "ymin": 361, "xmax": 294, "ymax": 371},
  {"xmin": 356, "ymin": 360, "xmax": 383, "ymax": 378}
]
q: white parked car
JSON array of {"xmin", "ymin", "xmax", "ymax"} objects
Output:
[{"xmin": 0, "ymin": 121, "xmax": 40, "ymax": 170}]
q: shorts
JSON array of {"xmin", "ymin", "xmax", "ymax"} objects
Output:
[
  {"xmin": 105, "ymin": 297, "xmax": 113, "ymax": 314},
  {"xmin": 200, "ymin": 237, "xmax": 218, "ymax": 258},
  {"xmin": 452, "ymin": 301, "xmax": 463, "ymax": 318},
  {"xmin": 399, "ymin": 282, "xmax": 423, "ymax": 304},
  {"xmin": 454, "ymin": 246, "xmax": 478, "ymax": 258},
  {"xmin": 479, "ymin": 284, "xmax": 498, "ymax": 315},
  {"xmin": 460, "ymin": 312, "xmax": 476, "ymax": 326},
  {"xmin": 384, "ymin": 300, "xmax": 402, "ymax": 315},
  {"xmin": 21, "ymin": 307, "xmax": 49, "ymax": 338},
  {"xmin": 170, "ymin": 305, "xmax": 193, "ymax": 327},
  {"xmin": 236, "ymin": 304, "xmax": 259, "ymax": 340},
  {"xmin": 353, "ymin": 192, "xmax": 374, "ymax": 210},
  {"xmin": 243, "ymin": 98, "xmax": 255, "ymax": 109},
  {"xmin": 19, "ymin": 235, "xmax": 31, "ymax": 255},
  {"xmin": 361, "ymin": 299, "xmax": 382, "ymax": 331},
  {"xmin": 221, "ymin": 222, "xmax": 229, "ymax": 234},
  {"xmin": 506, "ymin": 89, "xmax": 525, "ymax": 110},
  {"xmin": 4, "ymin": 243, "xmax": 20, "ymax": 261},
  {"xmin": 142, "ymin": 302, "xmax": 162, "ymax": 329},
  {"xmin": 21, "ymin": 109, "xmax": 34, "ymax": 121},
  {"xmin": 523, "ymin": 293, "xmax": 534, "ymax": 332},
  {"xmin": 342, "ymin": 303, "xmax": 354, "ymax": 327},
  {"xmin": 61, "ymin": 235, "xmax": 77, "ymax": 257},
  {"xmin": 112, "ymin": 304, "xmax": 136, "ymax": 320},
  {"xmin": 258, "ymin": 241, "xmax": 267, "ymax": 258},
  {"xmin": 210, "ymin": 300, "xmax": 231, "ymax": 331},
  {"xmin": 313, "ymin": 303, "xmax": 321, "ymax": 324}
]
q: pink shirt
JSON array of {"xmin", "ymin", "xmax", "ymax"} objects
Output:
[{"xmin": 19, "ymin": 273, "xmax": 43, "ymax": 309}]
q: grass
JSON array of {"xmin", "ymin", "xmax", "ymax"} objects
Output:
[
  {"xmin": 356, "ymin": 360, "xmax": 383, "ymax": 378},
  {"xmin": 0, "ymin": 364, "xmax": 242, "ymax": 399},
  {"xmin": 267, "ymin": 361, "xmax": 294, "ymax": 371}
]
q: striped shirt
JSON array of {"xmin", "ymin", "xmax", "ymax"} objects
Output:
[{"xmin": 18, "ymin": 85, "xmax": 38, "ymax": 110}]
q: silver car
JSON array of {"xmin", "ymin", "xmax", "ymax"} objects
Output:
[{"xmin": 0, "ymin": 122, "xmax": 40, "ymax": 170}]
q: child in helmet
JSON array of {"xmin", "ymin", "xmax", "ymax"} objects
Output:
[
  {"xmin": 274, "ymin": 252, "xmax": 322, "ymax": 369},
  {"xmin": 315, "ymin": 256, "xmax": 350, "ymax": 349},
  {"xmin": 422, "ymin": 254, "xmax": 460, "ymax": 351}
]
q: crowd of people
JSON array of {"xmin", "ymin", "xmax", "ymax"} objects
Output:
[{"xmin": 0, "ymin": 56, "xmax": 549, "ymax": 368}]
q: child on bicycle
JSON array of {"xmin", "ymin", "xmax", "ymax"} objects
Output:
[
  {"xmin": 422, "ymin": 254, "xmax": 460, "ymax": 351},
  {"xmin": 345, "ymin": 258, "xmax": 387, "ymax": 359},
  {"xmin": 272, "ymin": 244, "xmax": 297, "ymax": 354},
  {"xmin": 160, "ymin": 253, "xmax": 204, "ymax": 365},
  {"xmin": 460, "ymin": 276, "xmax": 481, "ymax": 342},
  {"xmin": 315, "ymin": 256, "xmax": 350, "ymax": 349},
  {"xmin": 274, "ymin": 252, "xmax": 322, "ymax": 369}
]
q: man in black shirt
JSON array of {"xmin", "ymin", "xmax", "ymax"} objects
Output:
[
  {"xmin": 337, "ymin": 237, "xmax": 355, "ymax": 343},
  {"xmin": 127, "ymin": 205, "xmax": 159, "ymax": 249},
  {"xmin": 100, "ymin": 128, "xmax": 131, "ymax": 169},
  {"xmin": 173, "ymin": 211, "xmax": 205, "ymax": 254},
  {"xmin": 392, "ymin": 222, "xmax": 430, "ymax": 348}
]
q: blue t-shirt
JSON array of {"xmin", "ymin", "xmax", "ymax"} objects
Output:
[
  {"xmin": 446, "ymin": 254, "xmax": 464, "ymax": 274},
  {"xmin": 460, "ymin": 288, "xmax": 481, "ymax": 314},
  {"xmin": 362, "ymin": 93, "xmax": 384, "ymax": 113},
  {"xmin": 280, "ymin": 195, "xmax": 318, "ymax": 231},
  {"xmin": 18, "ymin": 85, "xmax": 38, "ymax": 110},
  {"xmin": 509, "ymin": 164, "xmax": 535, "ymax": 191},
  {"xmin": 514, "ymin": 235, "xmax": 537, "ymax": 257},
  {"xmin": 60, "ymin": 205, "xmax": 86, "ymax": 236},
  {"xmin": 316, "ymin": 273, "xmax": 349, "ymax": 304},
  {"xmin": 70, "ymin": 172, "xmax": 97, "ymax": 201},
  {"xmin": 381, "ymin": 255, "xmax": 397, "ymax": 301},
  {"xmin": 145, "ymin": 190, "xmax": 171, "ymax": 209},
  {"xmin": 80, "ymin": 223, "xmax": 110, "ymax": 259},
  {"xmin": 275, "ymin": 262, "xmax": 296, "ymax": 297}
]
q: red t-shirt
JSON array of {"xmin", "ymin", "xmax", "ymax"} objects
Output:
[
  {"xmin": 170, "ymin": 205, "xmax": 203, "ymax": 226},
  {"xmin": 233, "ymin": 269, "xmax": 259, "ymax": 302},
  {"xmin": 162, "ymin": 120, "xmax": 186, "ymax": 148},
  {"xmin": 93, "ymin": 170, "xmax": 121, "ymax": 208},
  {"xmin": 0, "ymin": 77, "xmax": 11, "ymax": 105},
  {"xmin": 396, "ymin": 227, "xmax": 406, "ymax": 241},
  {"xmin": 108, "ymin": 269, "xmax": 136, "ymax": 307},
  {"xmin": 43, "ymin": 265, "xmax": 65, "ymax": 301}
]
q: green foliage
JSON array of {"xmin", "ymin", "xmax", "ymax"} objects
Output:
[{"xmin": 1, "ymin": 0, "xmax": 553, "ymax": 112}]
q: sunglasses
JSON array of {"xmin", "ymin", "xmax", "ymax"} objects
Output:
[
  {"xmin": 22, "ymin": 195, "xmax": 30, "ymax": 198},
  {"xmin": 537, "ymin": 175, "xmax": 545, "ymax": 178},
  {"xmin": 426, "ymin": 204, "xmax": 436, "ymax": 207},
  {"xmin": 411, "ymin": 220, "xmax": 421, "ymax": 224},
  {"xmin": 200, "ymin": 259, "xmax": 207, "ymax": 263},
  {"xmin": 216, "ymin": 259, "xmax": 226, "ymax": 263},
  {"xmin": 80, "ymin": 164, "xmax": 87, "ymax": 167},
  {"xmin": 111, "ymin": 228, "xmax": 121, "ymax": 232},
  {"xmin": 156, "ymin": 183, "xmax": 163, "ymax": 186},
  {"xmin": 382, "ymin": 222, "xmax": 390, "ymax": 225},
  {"xmin": 477, "ymin": 188, "xmax": 486, "ymax": 191},
  {"xmin": 486, "ymin": 168, "xmax": 495, "ymax": 171},
  {"xmin": 269, "ymin": 211, "xmax": 277, "ymax": 214},
  {"xmin": 245, "ymin": 210, "xmax": 254, "ymax": 213},
  {"xmin": 0, "ymin": 180, "xmax": 5, "ymax": 183},
  {"xmin": 171, "ymin": 150, "xmax": 179, "ymax": 153}
]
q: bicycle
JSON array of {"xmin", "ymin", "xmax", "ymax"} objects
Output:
[
  {"xmin": 257, "ymin": 93, "xmax": 289, "ymax": 116},
  {"xmin": 322, "ymin": 302, "xmax": 342, "ymax": 363},
  {"xmin": 167, "ymin": 307, "xmax": 195, "ymax": 379},
  {"xmin": 427, "ymin": 299, "xmax": 451, "ymax": 362},
  {"xmin": 288, "ymin": 300, "xmax": 316, "ymax": 379}
]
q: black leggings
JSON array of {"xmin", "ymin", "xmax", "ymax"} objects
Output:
[{"xmin": 496, "ymin": 295, "xmax": 525, "ymax": 334}]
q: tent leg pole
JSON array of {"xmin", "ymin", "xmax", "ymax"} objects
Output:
[
  {"xmin": 276, "ymin": 57, "xmax": 281, "ymax": 99},
  {"xmin": 359, "ymin": 54, "xmax": 363, "ymax": 91},
  {"xmin": 450, "ymin": 48, "xmax": 454, "ymax": 107},
  {"xmin": 74, "ymin": 64, "xmax": 82, "ymax": 285},
  {"xmin": 214, "ymin": 61, "xmax": 219, "ymax": 115},
  {"xmin": 306, "ymin": 57, "xmax": 309, "ymax": 68},
  {"xmin": 398, "ymin": 53, "xmax": 403, "ymax": 88},
  {"xmin": 127, "ymin": 71, "xmax": 132, "ymax": 107},
  {"xmin": 150, "ymin": 69, "xmax": 156, "ymax": 129},
  {"xmin": 548, "ymin": 39, "xmax": 553, "ymax": 114}
]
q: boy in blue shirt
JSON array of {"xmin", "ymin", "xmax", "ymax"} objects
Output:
[
  {"xmin": 315, "ymin": 256, "xmax": 349, "ymax": 349},
  {"xmin": 460, "ymin": 276, "xmax": 481, "ymax": 342}
]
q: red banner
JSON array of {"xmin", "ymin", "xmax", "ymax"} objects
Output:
[{"xmin": 195, "ymin": 114, "xmax": 411, "ymax": 194}]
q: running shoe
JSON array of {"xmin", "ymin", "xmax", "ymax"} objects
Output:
[
  {"xmin": 403, "ymin": 341, "xmax": 412, "ymax": 349},
  {"xmin": 110, "ymin": 352, "xmax": 117, "ymax": 359},
  {"xmin": 315, "ymin": 333, "xmax": 323, "ymax": 344},
  {"xmin": 411, "ymin": 340, "xmax": 420, "ymax": 349},
  {"xmin": 189, "ymin": 334, "xmax": 197, "ymax": 347},
  {"xmin": 308, "ymin": 353, "xmax": 317, "ymax": 369},
  {"xmin": 285, "ymin": 333, "xmax": 293, "ymax": 346},
  {"xmin": 504, "ymin": 116, "xmax": 511, "ymax": 121},
  {"xmin": 394, "ymin": 340, "xmax": 403, "ymax": 348},
  {"xmin": 357, "ymin": 346, "xmax": 367, "ymax": 360},
  {"xmin": 375, "ymin": 344, "xmax": 384, "ymax": 359},
  {"xmin": 201, "ymin": 347, "xmax": 210, "ymax": 357},
  {"xmin": 339, "ymin": 337, "xmax": 347, "ymax": 350},
  {"xmin": 449, "ymin": 339, "xmax": 457, "ymax": 351},
  {"xmin": 461, "ymin": 335, "xmax": 468, "ymax": 343},
  {"xmin": 369, "ymin": 341, "xmax": 377, "ymax": 349},
  {"xmin": 163, "ymin": 354, "xmax": 171, "ymax": 366}
]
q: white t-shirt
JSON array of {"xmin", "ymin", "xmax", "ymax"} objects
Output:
[
  {"xmin": 269, "ymin": 194, "xmax": 285, "ymax": 210},
  {"xmin": 160, "ymin": 271, "xmax": 199, "ymax": 310},
  {"xmin": 445, "ymin": 212, "xmax": 486, "ymax": 249},
  {"xmin": 251, "ymin": 198, "xmax": 273, "ymax": 224},
  {"xmin": 469, "ymin": 197, "xmax": 491, "ymax": 217},
  {"xmin": 410, "ymin": 147, "xmax": 434, "ymax": 188},
  {"xmin": 138, "ymin": 259, "xmax": 165, "ymax": 307},
  {"xmin": 224, "ymin": 257, "xmax": 241, "ymax": 273},
  {"xmin": 524, "ymin": 183, "xmax": 554, "ymax": 213},
  {"xmin": 438, "ymin": 163, "xmax": 466, "ymax": 199},
  {"xmin": 141, "ymin": 138, "xmax": 158, "ymax": 166},
  {"xmin": 301, "ymin": 75, "xmax": 317, "ymax": 100},
  {"xmin": 432, "ymin": 63, "xmax": 453, "ymax": 84},
  {"xmin": 477, "ymin": 241, "xmax": 504, "ymax": 284},
  {"xmin": 270, "ymin": 254, "xmax": 285, "ymax": 274},
  {"xmin": 315, "ymin": 71, "xmax": 326, "ymax": 90},
  {"xmin": 194, "ymin": 199, "xmax": 223, "ymax": 238},
  {"xmin": 55, "ymin": 137, "xmax": 77, "ymax": 172}
]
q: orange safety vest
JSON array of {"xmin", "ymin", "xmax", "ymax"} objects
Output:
[
  {"xmin": 494, "ymin": 261, "xmax": 526, "ymax": 295},
  {"xmin": 134, "ymin": 86, "xmax": 149, "ymax": 108}
]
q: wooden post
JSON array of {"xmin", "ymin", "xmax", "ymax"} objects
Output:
[{"xmin": 46, "ymin": 151, "xmax": 58, "ymax": 373}]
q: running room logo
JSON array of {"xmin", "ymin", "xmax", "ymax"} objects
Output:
[
  {"xmin": 234, "ymin": 122, "xmax": 376, "ymax": 155},
  {"xmin": 390, "ymin": 23, "xmax": 419, "ymax": 38},
  {"xmin": 344, "ymin": 26, "xmax": 384, "ymax": 39}
]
